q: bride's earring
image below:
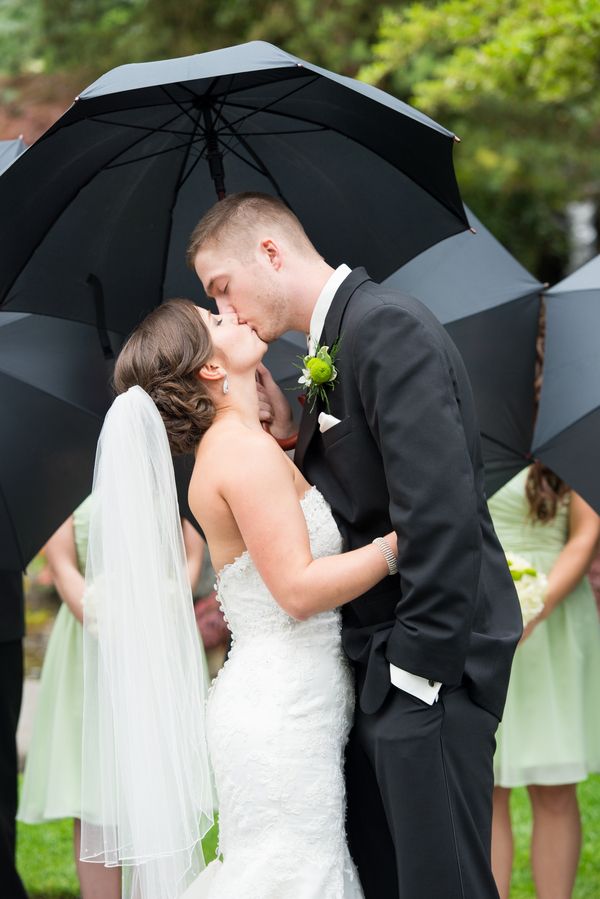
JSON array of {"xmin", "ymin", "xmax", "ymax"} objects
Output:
[{"xmin": 222, "ymin": 376, "xmax": 229, "ymax": 395}]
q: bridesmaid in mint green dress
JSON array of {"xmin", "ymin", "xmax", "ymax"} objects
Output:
[
  {"xmin": 18, "ymin": 497, "xmax": 208, "ymax": 898},
  {"xmin": 18, "ymin": 497, "xmax": 121, "ymax": 898},
  {"xmin": 488, "ymin": 464, "xmax": 600, "ymax": 899}
]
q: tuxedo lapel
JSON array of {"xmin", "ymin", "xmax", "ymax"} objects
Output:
[
  {"xmin": 295, "ymin": 268, "xmax": 371, "ymax": 471},
  {"xmin": 321, "ymin": 267, "xmax": 370, "ymax": 348},
  {"xmin": 295, "ymin": 396, "xmax": 318, "ymax": 469}
]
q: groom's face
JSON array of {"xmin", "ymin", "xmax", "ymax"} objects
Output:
[{"xmin": 194, "ymin": 241, "xmax": 289, "ymax": 343}]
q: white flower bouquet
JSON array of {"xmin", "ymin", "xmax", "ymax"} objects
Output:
[{"xmin": 505, "ymin": 552, "xmax": 548, "ymax": 626}]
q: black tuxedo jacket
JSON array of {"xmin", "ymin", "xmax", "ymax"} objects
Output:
[
  {"xmin": 296, "ymin": 268, "xmax": 522, "ymax": 719},
  {"xmin": 0, "ymin": 571, "xmax": 24, "ymax": 644}
]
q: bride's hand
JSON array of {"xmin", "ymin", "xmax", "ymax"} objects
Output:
[{"xmin": 256, "ymin": 364, "xmax": 295, "ymax": 439}]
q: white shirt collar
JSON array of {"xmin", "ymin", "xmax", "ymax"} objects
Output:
[{"xmin": 308, "ymin": 264, "xmax": 352, "ymax": 354}]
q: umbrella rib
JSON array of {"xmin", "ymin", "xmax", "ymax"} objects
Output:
[
  {"xmin": 216, "ymin": 127, "xmax": 328, "ymax": 137},
  {"xmin": 532, "ymin": 405, "xmax": 600, "ymax": 455},
  {"xmin": 184, "ymin": 72, "xmax": 236, "ymax": 121},
  {"xmin": 88, "ymin": 117, "xmax": 193, "ymax": 137},
  {"xmin": 0, "ymin": 107, "xmax": 194, "ymax": 303},
  {"xmin": 104, "ymin": 137, "xmax": 203, "ymax": 171},
  {"xmin": 215, "ymin": 75, "xmax": 321, "ymax": 132},
  {"xmin": 223, "ymin": 99, "xmax": 467, "ymax": 227},
  {"xmin": 175, "ymin": 109, "xmax": 205, "ymax": 191},
  {"xmin": 214, "ymin": 110, "xmax": 292, "ymax": 206},
  {"xmin": 176, "ymin": 68, "xmax": 307, "ymax": 106},
  {"xmin": 211, "ymin": 134, "xmax": 274, "ymax": 180},
  {"xmin": 166, "ymin": 73, "xmax": 321, "ymax": 140},
  {"xmin": 62, "ymin": 70, "xmax": 308, "ymax": 126},
  {"xmin": 160, "ymin": 85, "xmax": 202, "ymax": 129},
  {"xmin": 0, "ymin": 366, "xmax": 105, "ymax": 422},
  {"xmin": 176, "ymin": 144, "xmax": 209, "ymax": 190},
  {"xmin": 213, "ymin": 74, "xmax": 236, "ymax": 122},
  {"xmin": 222, "ymin": 99, "xmax": 329, "ymax": 131},
  {"xmin": 480, "ymin": 431, "xmax": 529, "ymax": 459},
  {"xmin": 158, "ymin": 106, "xmax": 204, "ymax": 294}
]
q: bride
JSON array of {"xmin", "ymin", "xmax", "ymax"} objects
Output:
[{"xmin": 80, "ymin": 297, "xmax": 398, "ymax": 899}]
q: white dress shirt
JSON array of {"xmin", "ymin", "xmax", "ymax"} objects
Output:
[
  {"xmin": 308, "ymin": 264, "xmax": 352, "ymax": 354},
  {"xmin": 306, "ymin": 265, "xmax": 442, "ymax": 705}
]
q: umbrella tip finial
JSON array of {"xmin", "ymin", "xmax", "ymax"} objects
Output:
[
  {"xmin": 543, "ymin": 281, "xmax": 550, "ymax": 289},
  {"xmin": 454, "ymin": 135, "xmax": 461, "ymax": 143},
  {"xmin": 469, "ymin": 227, "xmax": 477, "ymax": 235}
]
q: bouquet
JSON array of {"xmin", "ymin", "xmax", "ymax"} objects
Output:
[{"xmin": 505, "ymin": 553, "xmax": 547, "ymax": 626}]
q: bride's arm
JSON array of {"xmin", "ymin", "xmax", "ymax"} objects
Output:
[{"xmin": 210, "ymin": 430, "xmax": 395, "ymax": 619}]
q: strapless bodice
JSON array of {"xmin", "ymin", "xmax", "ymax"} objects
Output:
[{"xmin": 215, "ymin": 486, "xmax": 344, "ymax": 641}]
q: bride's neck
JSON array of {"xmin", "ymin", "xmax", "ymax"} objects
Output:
[{"xmin": 212, "ymin": 369, "xmax": 262, "ymax": 430}]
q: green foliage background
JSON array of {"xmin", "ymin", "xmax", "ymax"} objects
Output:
[{"xmin": 1, "ymin": 0, "xmax": 599, "ymax": 280}]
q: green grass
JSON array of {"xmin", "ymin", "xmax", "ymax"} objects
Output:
[
  {"xmin": 508, "ymin": 775, "xmax": 600, "ymax": 898},
  {"xmin": 16, "ymin": 803, "xmax": 219, "ymax": 899},
  {"xmin": 17, "ymin": 777, "xmax": 600, "ymax": 897}
]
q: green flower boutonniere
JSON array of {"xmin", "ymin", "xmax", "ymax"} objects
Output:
[{"xmin": 296, "ymin": 339, "xmax": 341, "ymax": 411}]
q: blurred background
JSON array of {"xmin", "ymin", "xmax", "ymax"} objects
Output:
[
  {"xmin": 2, "ymin": 2, "xmax": 600, "ymax": 896},
  {"xmin": 1, "ymin": 0, "xmax": 599, "ymax": 285},
  {"xmin": 4, "ymin": 0, "xmax": 599, "ymax": 668}
]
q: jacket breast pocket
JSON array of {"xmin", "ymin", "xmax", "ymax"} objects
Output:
[{"xmin": 320, "ymin": 415, "xmax": 353, "ymax": 449}]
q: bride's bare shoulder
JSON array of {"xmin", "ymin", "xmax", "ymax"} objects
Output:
[{"xmin": 192, "ymin": 421, "xmax": 291, "ymax": 496}]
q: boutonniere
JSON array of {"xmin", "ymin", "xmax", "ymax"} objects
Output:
[{"xmin": 296, "ymin": 339, "xmax": 341, "ymax": 412}]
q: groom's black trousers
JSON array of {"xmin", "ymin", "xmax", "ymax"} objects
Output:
[{"xmin": 345, "ymin": 682, "xmax": 500, "ymax": 899}]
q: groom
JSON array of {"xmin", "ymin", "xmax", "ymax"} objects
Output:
[{"xmin": 189, "ymin": 192, "xmax": 522, "ymax": 898}]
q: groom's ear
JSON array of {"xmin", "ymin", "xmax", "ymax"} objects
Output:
[
  {"xmin": 197, "ymin": 362, "xmax": 226, "ymax": 383},
  {"xmin": 260, "ymin": 238, "xmax": 282, "ymax": 271}
]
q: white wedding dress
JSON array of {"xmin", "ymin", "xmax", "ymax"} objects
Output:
[{"xmin": 185, "ymin": 486, "xmax": 364, "ymax": 899}]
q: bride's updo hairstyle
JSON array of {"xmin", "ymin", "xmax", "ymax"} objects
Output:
[{"xmin": 114, "ymin": 298, "xmax": 216, "ymax": 455}]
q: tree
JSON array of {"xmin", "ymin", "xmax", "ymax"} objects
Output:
[
  {"xmin": 0, "ymin": 0, "xmax": 40, "ymax": 75},
  {"xmin": 361, "ymin": 0, "xmax": 600, "ymax": 279},
  {"xmin": 0, "ymin": 0, "xmax": 389, "ymax": 80}
]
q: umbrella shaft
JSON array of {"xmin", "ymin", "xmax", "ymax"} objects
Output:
[{"xmin": 204, "ymin": 108, "xmax": 226, "ymax": 200}]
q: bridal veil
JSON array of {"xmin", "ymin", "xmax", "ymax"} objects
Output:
[{"xmin": 80, "ymin": 385, "xmax": 215, "ymax": 898}]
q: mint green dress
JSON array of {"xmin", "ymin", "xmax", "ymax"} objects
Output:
[
  {"xmin": 488, "ymin": 467, "xmax": 600, "ymax": 787},
  {"xmin": 18, "ymin": 497, "xmax": 210, "ymax": 822},
  {"xmin": 18, "ymin": 497, "xmax": 91, "ymax": 822}
]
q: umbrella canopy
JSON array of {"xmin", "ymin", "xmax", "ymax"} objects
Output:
[
  {"xmin": 532, "ymin": 254, "xmax": 600, "ymax": 514},
  {"xmin": 384, "ymin": 208, "xmax": 543, "ymax": 496},
  {"xmin": 0, "ymin": 312, "xmax": 121, "ymax": 568},
  {"xmin": 0, "ymin": 306, "xmax": 308, "ymax": 568},
  {"xmin": 0, "ymin": 137, "xmax": 27, "ymax": 173},
  {"xmin": 0, "ymin": 41, "xmax": 467, "ymax": 336}
]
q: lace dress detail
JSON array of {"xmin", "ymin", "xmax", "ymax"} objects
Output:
[{"xmin": 185, "ymin": 487, "xmax": 363, "ymax": 899}]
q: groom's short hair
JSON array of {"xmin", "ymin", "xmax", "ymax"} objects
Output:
[{"xmin": 186, "ymin": 192, "xmax": 314, "ymax": 267}]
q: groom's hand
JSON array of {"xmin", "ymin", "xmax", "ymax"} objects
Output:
[{"xmin": 256, "ymin": 363, "xmax": 295, "ymax": 440}]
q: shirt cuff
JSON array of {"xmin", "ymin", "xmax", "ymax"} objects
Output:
[{"xmin": 389, "ymin": 664, "xmax": 442, "ymax": 705}]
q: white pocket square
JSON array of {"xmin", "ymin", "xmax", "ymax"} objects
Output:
[{"xmin": 318, "ymin": 412, "xmax": 342, "ymax": 433}]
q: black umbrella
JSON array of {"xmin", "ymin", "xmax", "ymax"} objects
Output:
[
  {"xmin": 0, "ymin": 137, "xmax": 27, "ymax": 172},
  {"xmin": 0, "ymin": 312, "xmax": 121, "ymax": 568},
  {"xmin": 0, "ymin": 303, "xmax": 310, "ymax": 568},
  {"xmin": 0, "ymin": 41, "xmax": 467, "ymax": 336},
  {"xmin": 384, "ymin": 208, "xmax": 543, "ymax": 496},
  {"xmin": 532, "ymin": 254, "xmax": 600, "ymax": 513}
]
